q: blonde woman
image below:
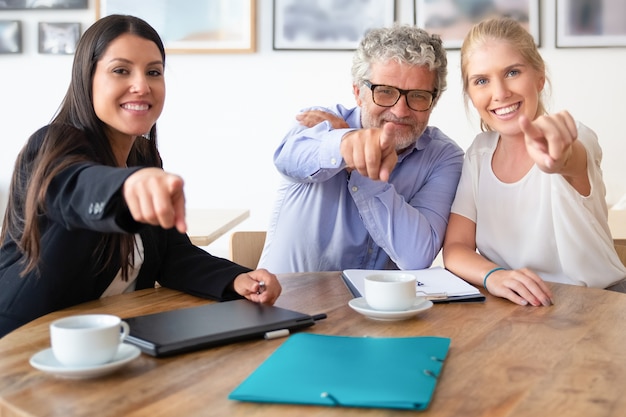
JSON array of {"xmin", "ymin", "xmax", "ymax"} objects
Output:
[{"xmin": 443, "ymin": 18, "xmax": 626, "ymax": 306}]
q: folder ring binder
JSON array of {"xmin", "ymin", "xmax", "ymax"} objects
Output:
[
  {"xmin": 423, "ymin": 369, "xmax": 437, "ymax": 378},
  {"xmin": 321, "ymin": 392, "xmax": 341, "ymax": 406}
]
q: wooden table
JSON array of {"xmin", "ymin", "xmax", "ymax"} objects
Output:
[
  {"xmin": 1, "ymin": 272, "xmax": 625, "ymax": 417},
  {"xmin": 186, "ymin": 208, "xmax": 249, "ymax": 246}
]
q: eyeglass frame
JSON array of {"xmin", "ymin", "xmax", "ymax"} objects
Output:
[{"xmin": 362, "ymin": 80, "xmax": 438, "ymax": 112}]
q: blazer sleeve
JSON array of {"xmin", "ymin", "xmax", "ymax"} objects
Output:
[
  {"xmin": 46, "ymin": 162, "xmax": 145, "ymax": 233},
  {"xmin": 137, "ymin": 226, "xmax": 251, "ymax": 301}
]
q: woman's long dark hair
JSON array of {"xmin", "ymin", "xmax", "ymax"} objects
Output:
[{"xmin": 1, "ymin": 15, "xmax": 166, "ymax": 278}]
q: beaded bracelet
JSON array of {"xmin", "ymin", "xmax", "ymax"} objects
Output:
[{"xmin": 483, "ymin": 267, "xmax": 505, "ymax": 290}]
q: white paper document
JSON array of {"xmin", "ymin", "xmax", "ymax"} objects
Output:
[{"xmin": 341, "ymin": 267, "xmax": 485, "ymax": 303}]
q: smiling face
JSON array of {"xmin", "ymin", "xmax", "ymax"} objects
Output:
[
  {"xmin": 354, "ymin": 60, "xmax": 437, "ymax": 152},
  {"xmin": 465, "ymin": 39, "xmax": 545, "ymax": 140},
  {"xmin": 92, "ymin": 33, "xmax": 165, "ymax": 148}
]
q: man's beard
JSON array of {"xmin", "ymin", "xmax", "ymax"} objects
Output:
[{"xmin": 361, "ymin": 109, "xmax": 426, "ymax": 152}]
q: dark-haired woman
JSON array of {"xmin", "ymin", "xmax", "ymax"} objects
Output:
[{"xmin": 0, "ymin": 15, "xmax": 280, "ymax": 337}]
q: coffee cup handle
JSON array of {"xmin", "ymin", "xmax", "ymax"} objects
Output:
[{"xmin": 119, "ymin": 321, "xmax": 130, "ymax": 343}]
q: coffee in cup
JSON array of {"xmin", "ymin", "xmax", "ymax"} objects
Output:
[
  {"xmin": 364, "ymin": 273, "xmax": 417, "ymax": 311},
  {"xmin": 50, "ymin": 314, "xmax": 129, "ymax": 367}
]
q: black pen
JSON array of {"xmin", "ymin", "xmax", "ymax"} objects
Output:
[
  {"xmin": 312, "ymin": 313, "xmax": 327, "ymax": 321},
  {"xmin": 264, "ymin": 313, "xmax": 327, "ymax": 340}
]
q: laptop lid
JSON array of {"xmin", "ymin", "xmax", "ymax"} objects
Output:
[{"xmin": 124, "ymin": 299, "xmax": 317, "ymax": 357}]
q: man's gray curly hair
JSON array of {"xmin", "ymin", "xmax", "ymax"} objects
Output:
[{"xmin": 351, "ymin": 24, "xmax": 447, "ymax": 105}]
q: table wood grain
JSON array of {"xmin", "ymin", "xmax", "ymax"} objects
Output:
[{"xmin": 1, "ymin": 272, "xmax": 625, "ymax": 417}]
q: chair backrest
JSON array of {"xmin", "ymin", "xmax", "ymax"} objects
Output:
[
  {"xmin": 229, "ymin": 231, "xmax": 267, "ymax": 270},
  {"xmin": 614, "ymin": 243, "xmax": 626, "ymax": 267}
]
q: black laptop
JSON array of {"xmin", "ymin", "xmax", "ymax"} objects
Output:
[{"xmin": 123, "ymin": 299, "xmax": 321, "ymax": 357}]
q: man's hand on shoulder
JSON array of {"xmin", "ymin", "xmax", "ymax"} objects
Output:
[{"xmin": 296, "ymin": 110, "xmax": 349, "ymax": 129}]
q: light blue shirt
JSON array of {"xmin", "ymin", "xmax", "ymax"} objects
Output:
[{"xmin": 258, "ymin": 104, "xmax": 464, "ymax": 273}]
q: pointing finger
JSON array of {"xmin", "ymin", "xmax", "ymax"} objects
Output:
[{"xmin": 378, "ymin": 123, "xmax": 398, "ymax": 181}]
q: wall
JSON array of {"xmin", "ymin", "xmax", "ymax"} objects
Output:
[{"xmin": 1, "ymin": 0, "xmax": 625, "ymax": 259}]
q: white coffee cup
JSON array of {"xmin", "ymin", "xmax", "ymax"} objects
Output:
[
  {"xmin": 364, "ymin": 273, "xmax": 417, "ymax": 311},
  {"xmin": 50, "ymin": 314, "xmax": 130, "ymax": 367}
]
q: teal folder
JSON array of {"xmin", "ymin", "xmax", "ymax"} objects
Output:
[{"xmin": 229, "ymin": 333, "xmax": 450, "ymax": 410}]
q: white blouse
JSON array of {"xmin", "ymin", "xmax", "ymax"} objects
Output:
[
  {"xmin": 100, "ymin": 234, "xmax": 145, "ymax": 297},
  {"xmin": 451, "ymin": 121, "xmax": 626, "ymax": 288}
]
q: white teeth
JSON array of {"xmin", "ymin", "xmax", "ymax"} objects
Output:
[
  {"xmin": 122, "ymin": 103, "xmax": 149, "ymax": 111},
  {"xmin": 493, "ymin": 103, "xmax": 519, "ymax": 116}
]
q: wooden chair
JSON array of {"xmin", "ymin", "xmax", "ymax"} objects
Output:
[
  {"xmin": 229, "ymin": 231, "xmax": 267, "ymax": 270},
  {"xmin": 615, "ymin": 242, "xmax": 626, "ymax": 268},
  {"xmin": 607, "ymin": 242, "xmax": 626, "ymax": 293}
]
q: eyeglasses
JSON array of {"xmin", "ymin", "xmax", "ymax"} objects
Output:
[{"xmin": 363, "ymin": 80, "xmax": 437, "ymax": 112}]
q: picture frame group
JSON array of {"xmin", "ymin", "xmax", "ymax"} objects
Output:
[
  {"xmin": 96, "ymin": 0, "xmax": 256, "ymax": 53},
  {"xmin": 0, "ymin": 20, "xmax": 81, "ymax": 55},
  {"xmin": 2, "ymin": 0, "xmax": 625, "ymax": 55}
]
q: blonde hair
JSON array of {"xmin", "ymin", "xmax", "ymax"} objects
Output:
[{"xmin": 460, "ymin": 17, "xmax": 550, "ymax": 131}]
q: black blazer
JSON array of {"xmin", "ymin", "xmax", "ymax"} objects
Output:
[{"xmin": 0, "ymin": 127, "xmax": 249, "ymax": 337}]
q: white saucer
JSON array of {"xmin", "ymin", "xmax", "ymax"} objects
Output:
[
  {"xmin": 29, "ymin": 343, "xmax": 141, "ymax": 379},
  {"xmin": 348, "ymin": 297, "xmax": 433, "ymax": 321}
]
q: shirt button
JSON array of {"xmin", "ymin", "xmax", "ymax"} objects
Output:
[
  {"xmin": 330, "ymin": 158, "xmax": 337, "ymax": 165},
  {"xmin": 351, "ymin": 186, "xmax": 358, "ymax": 192}
]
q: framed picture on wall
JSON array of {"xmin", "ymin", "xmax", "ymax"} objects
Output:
[
  {"xmin": 556, "ymin": 0, "xmax": 626, "ymax": 47},
  {"xmin": 38, "ymin": 22, "xmax": 81, "ymax": 54},
  {"xmin": 0, "ymin": 0, "xmax": 87, "ymax": 9},
  {"xmin": 96, "ymin": 0, "xmax": 255, "ymax": 53},
  {"xmin": 0, "ymin": 20, "xmax": 22, "ymax": 54},
  {"xmin": 415, "ymin": 0, "xmax": 540, "ymax": 49},
  {"xmin": 273, "ymin": 0, "xmax": 396, "ymax": 51}
]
